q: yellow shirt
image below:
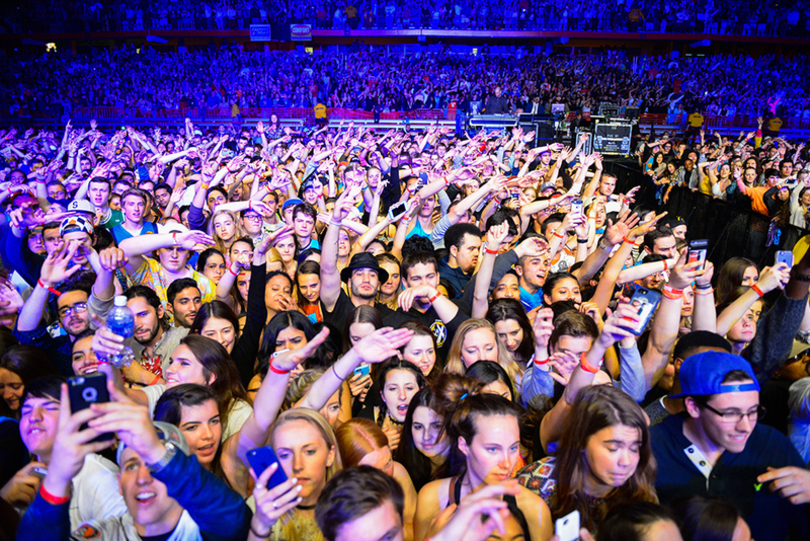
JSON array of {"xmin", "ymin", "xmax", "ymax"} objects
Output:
[
  {"xmin": 130, "ymin": 257, "xmax": 216, "ymax": 319},
  {"xmin": 314, "ymin": 103, "xmax": 327, "ymax": 119},
  {"xmin": 688, "ymin": 112, "xmax": 704, "ymax": 127}
]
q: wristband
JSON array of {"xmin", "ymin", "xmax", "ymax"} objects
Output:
[
  {"xmin": 428, "ymin": 291, "xmax": 442, "ymax": 304},
  {"xmin": 248, "ymin": 201, "xmax": 252, "ymax": 211},
  {"xmin": 553, "ymin": 231, "xmax": 565, "ymax": 239},
  {"xmin": 172, "ymin": 232, "xmax": 178, "ymax": 246},
  {"xmin": 443, "ymin": 175, "xmax": 450, "ymax": 187},
  {"xmin": 662, "ymin": 260, "xmax": 668, "ymax": 272},
  {"xmin": 695, "ymin": 282, "xmax": 712, "ymax": 290},
  {"xmin": 577, "ymin": 238, "xmax": 588, "ymax": 244},
  {"xmin": 269, "ymin": 361, "xmax": 291, "ymax": 375},
  {"xmin": 329, "ymin": 219, "xmax": 342, "ymax": 227},
  {"xmin": 662, "ymin": 284, "xmax": 683, "ymax": 300},
  {"xmin": 751, "ymin": 284, "xmax": 765, "ymax": 297},
  {"xmin": 40, "ymin": 485, "xmax": 70, "ymax": 505},
  {"xmin": 580, "ymin": 352, "xmax": 602, "ymax": 374},
  {"xmin": 149, "ymin": 374, "xmax": 161, "ymax": 386},
  {"xmin": 694, "ymin": 287, "xmax": 714, "ymax": 296},
  {"xmin": 484, "ymin": 246, "xmax": 499, "ymax": 255},
  {"xmin": 228, "ymin": 264, "xmax": 239, "ymax": 276},
  {"xmin": 791, "ymin": 268, "xmax": 810, "ymax": 282},
  {"xmin": 532, "ymin": 353, "xmax": 548, "ymax": 366},
  {"xmin": 622, "ymin": 236, "xmax": 638, "ymax": 246},
  {"xmin": 37, "ymin": 279, "xmax": 61, "ymax": 297}
]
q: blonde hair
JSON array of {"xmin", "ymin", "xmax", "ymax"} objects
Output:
[
  {"xmin": 208, "ymin": 209, "xmax": 245, "ymax": 255},
  {"xmin": 444, "ymin": 319, "xmax": 522, "ymax": 384}
]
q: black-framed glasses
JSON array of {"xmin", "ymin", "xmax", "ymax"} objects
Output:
[
  {"xmin": 702, "ymin": 403, "xmax": 765, "ymax": 424},
  {"xmin": 243, "ymin": 213, "xmax": 262, "ymax": 222},
  {"xmin": 58, "ymin": 302, "xmax": 88, "ymax": 319}
]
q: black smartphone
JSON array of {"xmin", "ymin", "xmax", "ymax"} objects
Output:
[
  {"xmin": 388, "ymin": 201, "xmax": 409, "ymax": 222},
  {"xmin": 687, "ymin": 239, "xmax": 709, "ymax": 271},
  {"xmin": 626, "ymin": 287, "xmax": 662, "ymax": 336},
  {"xmin": 68, "ymin": 373, "xmax": 113, "ymax": 442},
  {"xmin": 246, "ymin": 446, "xmax": 289, "ymax": 491}
]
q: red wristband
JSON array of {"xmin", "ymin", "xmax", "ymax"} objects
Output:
[
  {"xmin": 751, "ymin": 284, "xmax": 765, "ymax": 297},
  {"xmin": 172, "ymin": 232, "xmax": 178, "ymax": 246},
  {"xmin": 248, "ymin": 201, "xmax": 252, "ymax": 211},
  {"xmin": 37, "ymin": 279, "xmax": 61, "ymax": 297},
  {"xmin": 622, "ymin": 236, "xmax": 638, "ymax": 246},
  {"xmin": 40, "ymin": 485, "xmax": 70, "ymax": 505},
  {"xmin": 149, "ymin": 374, "xmax": 161, "ymax": 386},
  {"xmin": 553, "ymin": 231, "xmax": 565, "ymax": 239},
  {"xmin": 228, "ymin": 264, "xmax": 239, "ymax": 276},
  {"xmin": 269, "ymin": 361, "xmax": 291, "ymax": 375},
  {"xmin": 580, "ymin": 352, "xmax": 601, "ymax": 374},
  {"xmin": 428, "ymin": 291, "xmax": 442, "ymax": 304},
  {"xmin": 485, "ymin": 246, "xmax": 499, "ymax": 255},
  {"xmin": 662, "ymin": 260, "xmax": 668, "ymax": 272}
]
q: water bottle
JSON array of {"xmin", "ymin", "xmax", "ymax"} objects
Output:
[{"xmin": 103, "ymin": 296, "xmax": 135, "ymax": 368}]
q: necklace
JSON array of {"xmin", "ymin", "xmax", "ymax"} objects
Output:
[
  {"xmin": 297, "ymin": 503, "xmax": 317, "ymax": 510},
  {"xmin": 386, "ymin": 415, "xmax": 404, "ymax": 428}
]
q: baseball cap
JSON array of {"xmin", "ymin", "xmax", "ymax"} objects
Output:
[
  {"xmin": 67, "ymin": 199, "xmax": 96, "ymax": 215},
  {"xmin": 116, "ymin": 421, "xmax": 190, "ymax": 466},
  {"xmin": 670, "ymin": 351, "xmax": 760, "ymax": 399},
  {"xmin": 59, "ymin": 215, "xmax": 94, "ymax": 237},
  {"xmin": 282, "ymin": 198, "xmax": 304, "ymax": 212},
  {"xmin": 157, "ymin": 222, "xmax": 189, "ymax": 235}
]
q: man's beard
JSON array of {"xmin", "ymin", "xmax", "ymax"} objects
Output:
[
  {"xmin": 135, "ymin": 323, "xmax": 161, "ymax": 345},
  {"xmin": 350, "ymin": 281, "xmax": 378, "ymax": 300}
]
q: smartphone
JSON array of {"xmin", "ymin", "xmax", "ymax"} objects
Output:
[
  {"xmin": 246, "ymin": 446, "xmax": 289, "ymax": 491},
  {"xmin": 555, "ymin": 510, "xmax": 581, "ymax": 541},
  {"xmin": 388, "ymin": 201, "xmax": 409, "ymax": 222},
  {"xmin": 570, "ymin": 199, "xmax": 583, "ymax": 216},
  {"xmin": 627, "ymin": 287, "xmax": 662, "ymax": 336},
  {"xmin": 776, "ymin": 250, "xmax": 794, "ymax": 268},
  {"xmin": 687, "ymin": 239, "xmax": 709, "ymax": 271},
  {"xmin": 353, "ymin": 364, "xmax": 370, "ymax": 378},
  {"xmin": 31, "ymin": 467, "xmax": 48, "ymax": 480},
  {"xmin": 68, "ymin": 374, "xmax": 113, "ymax": 442}
]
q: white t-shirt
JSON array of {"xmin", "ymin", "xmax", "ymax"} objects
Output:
[
  {"xmin": 69, "ymin": 454, "xmax": 128, "ymax": 531},
  {"xmin": 72, "ymin": 508, "xmax": 201, "ymax": 541}
]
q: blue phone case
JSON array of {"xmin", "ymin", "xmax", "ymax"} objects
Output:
[
  {"xmin": 246, "ymin": 446, "xmax": 288, "ymax": 490},
  {"xmin": 628, "ymin": 287, "xmax": 661, "ymax": 336}
]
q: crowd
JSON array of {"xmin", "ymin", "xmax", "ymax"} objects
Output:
[
  {"xmin": 4, "ymin": 0, "xmax": 810, "ymax": 36},
  {"xmin": 3, "ymin": 46, "xmax": 810, "ymax": 123},
  {"xmin": 0, "ymin": 114, "xmax": 809, "ymax": 541}
]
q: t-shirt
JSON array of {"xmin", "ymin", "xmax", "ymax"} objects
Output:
[
  {"xmin": 687, "ymin": 112, "xmax": 704, "ymax": 127},
  {"xmin": 110, "ymin": 221, "xmax": 158, "ymax": 244},
  {"xmin": 73, "ymin": 508, "xmax": 201, "ymax": 541},
  {"xmin": 323, "ymin": 289, "xmax": 393, "ymax": 327},
  {"xmin": 314, "ymin": 103, "xmax": 327, "ymax": 119},
  {"xmin": 99, "ymin": 208, "xmax": 124, "ymax": 228},
  {"xmin": 70, "ymin": 454, "xmax": 128, "ymax": 531},
  {"xmin": 652, "ymin": 414, "xmax": 809, "ymax": 541},
  {"xmin": 383, "ymin": 301, "xmax": 469, "ymax": 361}
]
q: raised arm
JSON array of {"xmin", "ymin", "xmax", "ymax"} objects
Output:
[
  {"xmin": 119, "ymin": 231, "xmax": 215, "ymax": 275},
  {"xmin": 320, "ymin": 190, "xmax": 354, "ymax": 311},
  {"xmin": 472, "ymin": 223, "xmax": 509, "ymax": 318}
]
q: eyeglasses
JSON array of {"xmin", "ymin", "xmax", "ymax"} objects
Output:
[
  {"xmin": 58, "ymin": 302, "xmax": 88, "ymax": 319},
  {"xmin": 701, "ymin": 403, "xmax": 765, "ymax": 424},
  {"xmin": 243, "ymin": 214, "xmax": 262, "ymax": 222}
]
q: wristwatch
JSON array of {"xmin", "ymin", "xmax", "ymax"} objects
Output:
[{"xmin": 147, "ymin": 441, "xmax": 178, "ymax": 474}]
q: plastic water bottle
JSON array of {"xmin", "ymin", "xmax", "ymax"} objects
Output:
[{"xmin": 104, "ymin": 296, "xmax": 135, "ymax": 368}]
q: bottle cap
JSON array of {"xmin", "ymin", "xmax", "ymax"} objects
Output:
[{"xmin": 114, "ymin": 295, "xmax": 127, "ymax": 307}]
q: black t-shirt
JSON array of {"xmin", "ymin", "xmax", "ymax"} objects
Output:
[
  {"xmin": 383, "ymin": 301, "xmax": 470, "ymax": 363},
  {"xmin": 324, "ymin": 288, "xmax": 393, "ymax": 327}
]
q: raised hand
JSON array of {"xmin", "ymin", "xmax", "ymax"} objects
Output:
[
  {"xmin": 355, "ymin": 327, "xmax": 414, "ymax": 364},
  {"xmin": 175, "ymin": 231, "xmax": 216, "ymax": 251},
  {"xmin": 40, "ymin": 242, "xmax": 82, "ymax": 287},
  {"xmin": 267, "ymin": 325, "xmax": 330, "ymax": 372},
  {"xmin": 603, "ymin": 210, "xmax": 641, "ymax": 247},
  {"xmin": 532, "ymin": 307, "xmax": 554, "ymax": 352}
]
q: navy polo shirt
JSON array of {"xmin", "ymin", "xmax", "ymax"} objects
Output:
[{"xmin": 652, "ymin": 414, "xmax": 809, "ymax": 541}]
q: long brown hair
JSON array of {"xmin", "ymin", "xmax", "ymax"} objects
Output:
[
  {"xmin": 178, "ymin": 334, "xmax": 248, "ymax": 432},
  {"xmin": 553, "ymin": 385, "xmax": 657, "ymax": 531}
]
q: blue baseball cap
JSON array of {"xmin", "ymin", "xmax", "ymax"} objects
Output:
[
  {"xmin": 282, "ymin": 198, "xmax": 304, "ymax": 212},
  {"xmin": 671, "ymin": 351, "xmax": 760, "ymax": 398}
]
